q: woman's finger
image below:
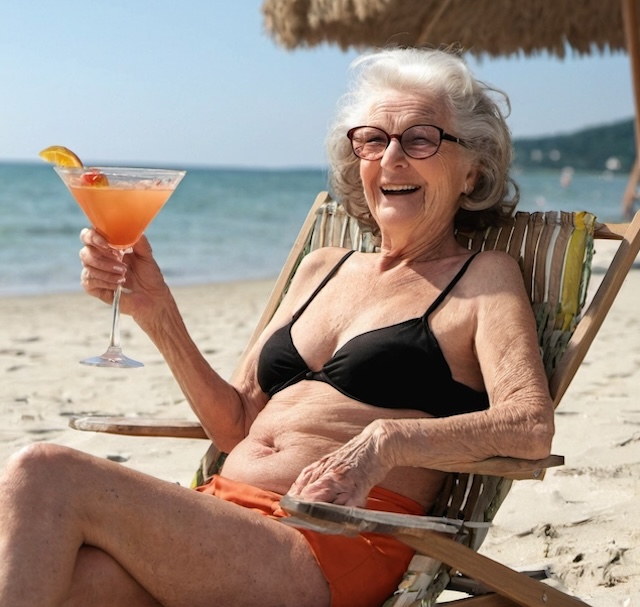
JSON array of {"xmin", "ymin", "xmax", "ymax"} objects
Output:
[
  {"xmin": 79, "ymin": 245, "xmax": 128, "ymax": 276},
  {"xmin": 80, "ymin": 265, "xmax": 125, "ymax": 289},
  {"xmin": 79, "ymin": 228, "xmax": 113, "ymax": 251}
]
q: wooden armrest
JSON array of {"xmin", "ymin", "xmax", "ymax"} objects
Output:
[
  {"xmin": 594, "ymin": 220, "xmax": 629, "ymax": 239},
  {"xmin": 68, "ymin": 416, "xmax": 208, "ymax": 439},
  {"xmin": 68, "ymin": 416, "xmax": 562, "ymax": 479},
  {"xmin": 430, "ymin": 454, "xmax": 564, "ymax": 480},
  {"xmin": 279, "ymin": 494, "xmax": 467, "ymax": 536}
]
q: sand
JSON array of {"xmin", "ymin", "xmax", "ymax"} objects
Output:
[{"xmin": 1, "ymin": 242, "xmax": 639, "ymax": 606}]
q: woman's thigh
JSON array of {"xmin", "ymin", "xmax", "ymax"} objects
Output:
[{"xmin": 7, "ymin": 443, "xmax": 330, "ymax": 607}]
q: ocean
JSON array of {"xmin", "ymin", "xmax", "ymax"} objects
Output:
[{"xmin": 0, "ymin": 162, "xmax": 632, "ymax": 297}]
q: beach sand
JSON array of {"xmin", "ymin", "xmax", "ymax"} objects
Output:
[{"xmin": 1, "ymin": 242, "xmax": 639, "ymax": 606}]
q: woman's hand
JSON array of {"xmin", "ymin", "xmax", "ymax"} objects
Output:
[
  {"xmin": 78, "ymin": 228, "xmax": 170, "ymax": 324},
  {"xmin": 288, "ymin": 421, "xmax": 394, "ymax": 507}
]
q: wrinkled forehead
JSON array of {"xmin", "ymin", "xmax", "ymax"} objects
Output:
[{"xmin": 363, "ymin": 90, "xmax": 450, "ymax": 130}]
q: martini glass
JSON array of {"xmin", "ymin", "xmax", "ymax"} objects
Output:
[{"xmin": 54, "ymin": 166, "xmax": 186, "ymax": 368}]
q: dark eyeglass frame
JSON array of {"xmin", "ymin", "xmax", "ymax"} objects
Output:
[{"xmin": 346, "ymin": 124, "xmax": 466, "ymax": 160}]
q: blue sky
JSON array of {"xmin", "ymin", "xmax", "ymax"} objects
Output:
[{"xmin": 0, "ymin": 1, "xmax": 634, "ymax": 168}]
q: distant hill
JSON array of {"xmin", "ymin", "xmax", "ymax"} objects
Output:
[{"xmin": 512, "ymin": 117, "xmax": 635, "ymax": 173}]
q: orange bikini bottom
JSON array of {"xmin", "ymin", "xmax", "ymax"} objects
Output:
[{"xmin": 196, "ymin": 475, "xmax": 423, "ymax": 607}]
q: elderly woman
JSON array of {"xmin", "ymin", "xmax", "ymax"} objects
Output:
[{"xmin": 0, "ymin": 47, "xmax": 553, "ymax": 607}]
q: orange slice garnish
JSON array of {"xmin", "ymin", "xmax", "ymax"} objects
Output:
[
  {"xmin": 39, "ymin": 145, "xmax": 84, "ymax": 167},
  {"xmin": 39, "ymin": 145, "xmax": 109, "ymax": 186}
]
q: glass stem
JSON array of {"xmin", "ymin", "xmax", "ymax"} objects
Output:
[
  {"xmin": 108, "ymin": 284, "xmax": 123, "ymax": 350},
  {"xmin": 107, "ymin": 247, "xmax": 128, "ymax": 352}
]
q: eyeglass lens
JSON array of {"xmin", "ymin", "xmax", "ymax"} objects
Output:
[{"xmin": 349, "ymin": 125, "xmax": 444, "ymax": 160}]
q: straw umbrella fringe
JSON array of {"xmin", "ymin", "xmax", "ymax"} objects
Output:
[{"xmin": 262, "ymin": 0, "xmax": 626, "ymax": 58}]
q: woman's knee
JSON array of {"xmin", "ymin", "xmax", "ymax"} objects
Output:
[
  {"xmin": 2, "ymin": 442, "xmax": 83, "ymax": 494},
  {"xmin": 6, "ymin": 441, "xmax": 72, "ymax": 472}
]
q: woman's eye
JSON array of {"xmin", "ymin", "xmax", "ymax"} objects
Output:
[{"xmin": 407, "ymin": 135, "xmax": 437, "ymax": 147}]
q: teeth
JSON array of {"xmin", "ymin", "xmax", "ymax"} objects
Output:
[{"xmin": 381, "ymin": 185, "xmax": 419, "ymax": 192}]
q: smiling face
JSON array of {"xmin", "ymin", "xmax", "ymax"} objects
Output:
[{"xmin": 358, "ymin": 91, "xmax": 479, "ymax": 253}]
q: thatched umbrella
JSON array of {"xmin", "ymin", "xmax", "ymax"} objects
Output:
[{"xmin": 262, "ymin": 0, "xmax": 640, "ymax": 217}]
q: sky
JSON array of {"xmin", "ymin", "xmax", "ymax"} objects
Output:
[{"xmin": 0, "ymin": 1, "xmax": 635, "ymax": 169}]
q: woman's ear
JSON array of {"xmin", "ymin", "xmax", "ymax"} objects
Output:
[
  {"xmin": 460, "ymin": 166, "xmax": 494, "ymax": 211},
  {"xmin": 462, "ymin": 165, "xmax": 480, "ymax": 196}
]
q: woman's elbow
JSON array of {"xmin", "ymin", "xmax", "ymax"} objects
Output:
[
  {"xmin": 523, "ymin": 406, "xmax": 555, "ymax": 460},
  {"xmin": 491, "ymin": 402, "xmax": 555, "ymax": 461}
]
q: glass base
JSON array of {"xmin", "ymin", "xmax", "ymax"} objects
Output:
[{"xmin": 80, "ymin": 346, "xmax": 144, "ymax": 369}]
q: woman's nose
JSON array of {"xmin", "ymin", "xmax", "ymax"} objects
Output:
[{"xmin": 380, "ymin": 137, "xmax": 409, "ymax": 167}]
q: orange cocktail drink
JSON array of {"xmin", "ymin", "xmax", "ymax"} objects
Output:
[
  {"xmin": 69, "ymin": 183, "xmax": 173, "ymax": 249},
  {"xmin": 48, "ymin": 162, "xmax": 185, "ymax": 368}
]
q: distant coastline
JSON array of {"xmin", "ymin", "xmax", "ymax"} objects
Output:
[
  {"xmin": 512, "ymin": 117, "xmax": 635, "ymax": 173},
  {"xmin": 2, "ymin": 118, "xmax": 634, "ymax": 176}
]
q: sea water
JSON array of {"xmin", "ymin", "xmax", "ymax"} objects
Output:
[{"xmin": 0, "ymin": 162, "xmax": 631, "ymax": 297}]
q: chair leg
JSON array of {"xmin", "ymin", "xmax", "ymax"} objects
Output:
[
  {"xmin": 395, "ymin": 530, "xmax": 592, "ymax": 607},
  {"xmin": 448, "ymin": 569, "xmax": 550, "ymax": 596}
]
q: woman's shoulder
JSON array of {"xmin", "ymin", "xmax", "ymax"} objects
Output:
[
  {"xmin": 472, "ymin": 248, "xmax": 519, "ymax": 268},
  {"xmin": 467, "ymin": 249, "xmax": 525, "ymax": 292},
  {"xmin": 297, "ymin": 246, "xmax": 355, "ymax": 277},
  {"xmin": 261, "ymin": 247, "xmax": 355, "ymax": 329},
  {"xmin": 286, "ymin": 247, "xmax": 354, "ymax": 293}
]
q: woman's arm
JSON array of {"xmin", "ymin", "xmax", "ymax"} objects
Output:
[
  {"xmin": 135, "ymin": 290, "xmax": 268, "ymax": 451},
  {"xmin": 78, "ymin": 229, "xmax": 268, "ymax": 451}
]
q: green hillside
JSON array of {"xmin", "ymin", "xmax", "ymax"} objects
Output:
[{"xmin": 512, "ymin": 117, "xmax": 635, "ymax": 172}]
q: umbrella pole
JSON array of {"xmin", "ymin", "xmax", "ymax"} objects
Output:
[{"xmin": 622, "ymin": 0, "xmax": 640, "ymax": 219}]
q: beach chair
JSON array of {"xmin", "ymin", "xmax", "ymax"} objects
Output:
[{"xmin": 71, "ymin": 191, "xmax": 640, "ymax": 607}]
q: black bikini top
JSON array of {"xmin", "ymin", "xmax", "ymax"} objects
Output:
[{"xmin": 257, "ymin": 250, "xmax": 489, "ymax": 416}]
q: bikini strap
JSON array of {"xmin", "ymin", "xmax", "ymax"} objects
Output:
[
  {"xmin": 424, "ymin": 252, "xmax": 480, "ymax": 318},
  {"xmin": 291, "ymin": 250, "xmax": 356, "ymax": 322}
]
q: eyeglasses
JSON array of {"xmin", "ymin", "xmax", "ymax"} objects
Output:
[{"xmin": 347, "ymin": 125, "xmax": 465, "ymax": 161}]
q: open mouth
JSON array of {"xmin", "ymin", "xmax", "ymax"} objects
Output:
[{"xmin": 380, "ymin": 185, "xmax": 421, "ymax": 196}]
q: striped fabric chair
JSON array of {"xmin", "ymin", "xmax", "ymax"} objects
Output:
[{"xmin": 71, "ymin": 191, "xmax": 640, "ymax": 607}]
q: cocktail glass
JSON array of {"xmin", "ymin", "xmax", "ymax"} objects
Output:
[{"xmin": 53, "ymin": 166, "xmax": 186, "ymax": 368}]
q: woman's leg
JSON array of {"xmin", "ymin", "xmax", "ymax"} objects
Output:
[
  {"xmin": 0, "ymin": 443, "xmax": 330, "ymax": 607},
  {"xmin": 64, "ymin": 546, "xmax": 161, "ymax": 607}
]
